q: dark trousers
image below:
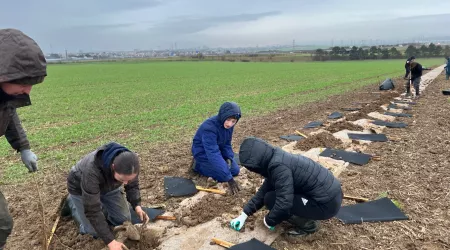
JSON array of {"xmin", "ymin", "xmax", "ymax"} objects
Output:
[
  {"xmin": 0, "ymin": 191, "xmax": 13, "ymax": 249},
  {"xmin": 406, "ymin": 78, "xmax": 421, "ymax": 95},
  {"xmin": 264, "ymin": 191, "xmax": 342, "ymax": 221}
]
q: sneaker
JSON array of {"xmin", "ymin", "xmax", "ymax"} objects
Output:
[{"xmin": 286, "ymin": 216, "xmax": 319, "ymax": 236}]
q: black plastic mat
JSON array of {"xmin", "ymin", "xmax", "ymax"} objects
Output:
[
  {"xmin": 336, "ymin": 197, "xmax": 409, "ymax": 224},
  {"xmin": 130, "ymin": 207, "xmax": 165, "ymax": 224},
  {"xmin": 372, "ymin": 120, "xmax": 407, "ymax": 128},
  {"xmin": 229, "ymin": 238, "xmax": 276, "ymax": 250},
  {"xmin": 319, "ymin": 148, "xmax": 372, "ymax": 165},
  {"xmin": 348, "ymin": 133, "xmax": 388, "ymax": 142},
  {"xmin": 304, "ymin": 121, "xmax": 323, "ymax": 129},
  {"xmin": 328, "ymin": 112, "xmax": 343, "ymax": 119},
  {"xmin": 387, "ymin": 103, "xmax": 411, "ymax": 110},
  {"xmin": 379, "ymin": 78, "xmax": 394, "ymax": 90},
  {"xmin": 280, "ymin": 135, "xmax": 304, "ymax": 141},
  {"xmin": 384, "ymin": 112, "xmax": 413, "ymax": 117},
  {"xmin": 164, "ymin": 176, "xmax": 198, "ymax": 197},
  {"xmin": 443, "ymin": 90, "xmax": 450, "ymax": 95}
]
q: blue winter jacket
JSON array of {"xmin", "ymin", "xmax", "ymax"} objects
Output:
[{"xmin": 191, "ymin": 102, "xmax": 241, "ymax": 182}]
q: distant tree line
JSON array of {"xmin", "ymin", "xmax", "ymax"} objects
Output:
[{"xmin": 313, "ymin": 43, "xmax": 450, "ymax": 61}]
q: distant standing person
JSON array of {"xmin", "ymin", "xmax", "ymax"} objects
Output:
[
  {"xmin": 0, "ymin": 28, "xmax": 47, "ymax": 250},
  {"xmin": 191, "ymin": 101, "xmax": 242, "ymax": 195},
  {"xmin": 404, "ymin": 56, "xmax": 415, "ymax": 79},
  {"xmin": 445, "ymin": 56, "xmax": 450, "ymax": 80}
]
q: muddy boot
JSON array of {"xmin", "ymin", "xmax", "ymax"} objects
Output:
[
  {"xmin": 61, "ymin": 197, "xmax": 71, "ymax": 217},
  {"xmin": 190, "ymin": 158, "xmax": 197, "ymax": 173},
  {"xmin": 286, "ymin": 216, "xmax": 318, "ymax": 236}
]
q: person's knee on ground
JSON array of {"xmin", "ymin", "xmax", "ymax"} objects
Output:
[
  {"xmin": 0, "ymin": 210, "xmax": 13, "ymax": 249},
  {"xmin": 230, "ymin": 160, "xmax": 240, "ymax": 177},
  {"xmin": 263, "ymin": 190, "xmax": 342, "ymax": 236},
  {"xmin": 66, "ymin": 194, "xmax": 98, "ymax": 237},
  {"xmin": 194, "ymin": 161, "xmax": 234, "ymax": 182}
]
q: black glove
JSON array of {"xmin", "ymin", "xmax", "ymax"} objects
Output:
[{"xmin": 228, "ymin": 178, "xmax": 240, "ymax": 195}]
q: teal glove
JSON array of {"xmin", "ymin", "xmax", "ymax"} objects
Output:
[
  {"xmin": 263, "ymin": 216, "xmax": 275, "ymax": 231},
  {"xmin": 20, "ymin": 149, "xmax": 38, "ymax": 172},
  {"xmin": 230, "ymin": 212, "xmax": 248, "ymax": 231}
]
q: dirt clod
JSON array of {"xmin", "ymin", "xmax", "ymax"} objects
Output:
[
  {"xmin": 295, "ymin": 132, "xmax": 343, "ymax": 151},
  {"xmin": 325, "ymin": 121, "xmax": 364, "ymax": 133}
]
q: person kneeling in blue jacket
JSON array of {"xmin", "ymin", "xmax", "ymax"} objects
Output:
[
  {"xmin": 191, "ymin": 102, "xmax": 242, "ymax": 195},
  {"xmin": 230, "ymin": 137, "xmax": 343, "ymax": 237}
]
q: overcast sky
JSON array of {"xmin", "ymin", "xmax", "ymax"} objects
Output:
[{"xmin": 2, "ymin": 0, "xmax": 450, "ymax": 52}]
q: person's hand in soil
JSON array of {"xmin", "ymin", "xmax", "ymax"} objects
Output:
[
  {"xmin": 228, "ymin": 178, "xmax": 240, "ymax": 195},
  {"xmin": 135, "ymin": 206, "xmax": 150, "ymax": 223},
  {"xmin": 230, "ymin": 212, "xmax": 248, "ymax": 231},
  {"xmin": 107, "ymin": 240, "xmax": 129, "ymax": 250}
]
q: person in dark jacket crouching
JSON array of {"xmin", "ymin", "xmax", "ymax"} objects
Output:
[
  {"xmin": 230, "ymin": 137, "xmax": 342, "ymax": 237},
  {"xmin": 191, "ymin": 101, "xmax": 242, "ymax": 195},
  {"xmin": 66, "ymin": 142, "xmax": 149, "ymax": 250}
]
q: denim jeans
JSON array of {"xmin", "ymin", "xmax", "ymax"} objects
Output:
[
  {"xmin": 68, "ymin": 187, "xmax": 131, "ymax": 237},
  {"xmin": 0, "ymin": 191, "xmax": 13, "ymax": 249}
]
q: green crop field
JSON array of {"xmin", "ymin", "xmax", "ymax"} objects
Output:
[{"xmin": 0, "ymin": 59, "xmax": 443, "ymax": 183}]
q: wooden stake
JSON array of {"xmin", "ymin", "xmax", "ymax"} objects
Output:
[
  {"xmin": 388, "ymin": 136, "xmax": 401, "ymax": 141},
  {"xmin": 343, "ymin": 195, "xmax": 369, "ymax": 202},
  {"xmin": 195, "ymin": 186, "xmax": 226, "ymax": 195},
  {"xmin": 211, "ymin": 238, "xmax": 235, "ymax": 248},
  {"xmin": 155, "ymin": 215, "xmax": 177, "ymax": 221},
  {"xmin": 295, "ymin": 130, "xmax": 308, "ymax": 138},
  {"xmin": 371, "ymin": 155, "xmax": 382, "ymax": 161},
  {"xmin": 33, "ymin": 174, "xmax": 48, "ymax": 250},
  {"xmin": 47, "ymin": 194, "xmax": 68, "ymax": 248}
]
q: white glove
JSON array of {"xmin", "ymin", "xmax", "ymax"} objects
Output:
[
  {"xmin": 230, "ymin": 212, "xmax": 248, "ymax": 231},
  {"xmin": 20, "ymin": 149, "xmax": 38, "ymax": 172}
]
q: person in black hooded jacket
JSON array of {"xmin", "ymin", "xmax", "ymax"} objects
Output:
[
  {"xmin": 230, "ymin": 137, "xmax": 342, "ymax": 237},
  {"xmin": 66, "ymin": 142, "xmax": 149, "ymax": 250},
  {"xmin": 404, "ymin": 56, "xmax": 415, "ymax": 79}
]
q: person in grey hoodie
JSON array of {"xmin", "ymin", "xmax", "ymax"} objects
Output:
[
  {"xmin": 66, "ymin": 142, "xmax": 148, "ymax": 250},
  {"xmin": 0, "ymin": 28, "xmax": 47, "ymax": 250}
]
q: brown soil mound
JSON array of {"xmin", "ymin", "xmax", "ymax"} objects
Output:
[
  {"xmin": 326, "ymin": 121, "xmax": 364, "ymax": 133},
  {"xmin": 179, "ymin": 172, "xmax": 262, "ymax": 228},
  {"xmin": 294, "ymin": 132, "xmax": 343, "ymax": 151},
  {"xmin": 345, "ymin": 90, "xmax": 401, "ymax": 121}
]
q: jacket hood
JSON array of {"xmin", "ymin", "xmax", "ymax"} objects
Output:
[
  {"xmin": 0, "ymin": 29, "xmax": 47, "ymax": 84},
  {"xmin": 218, "ymin": 102, "xmax": 241, "ymax": 125},
  {"xmin": 100, "ymin": 142, "xmax": 130, "ymax": 171},
  {"xmin": 238, "ymin": 137, "xmax": 274, "ymax": 177}
]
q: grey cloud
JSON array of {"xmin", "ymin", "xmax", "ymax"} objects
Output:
[
  {"xmin": 65, "ymin": 23, "xmax": 135, "ymax": 31},
  {"xmin": 293, "ymin": 13, "xmax": 450, "ymax": 45},
  {"xmin": 147, "ymin": 11, "xmax": 282, "ymax": 35}
]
